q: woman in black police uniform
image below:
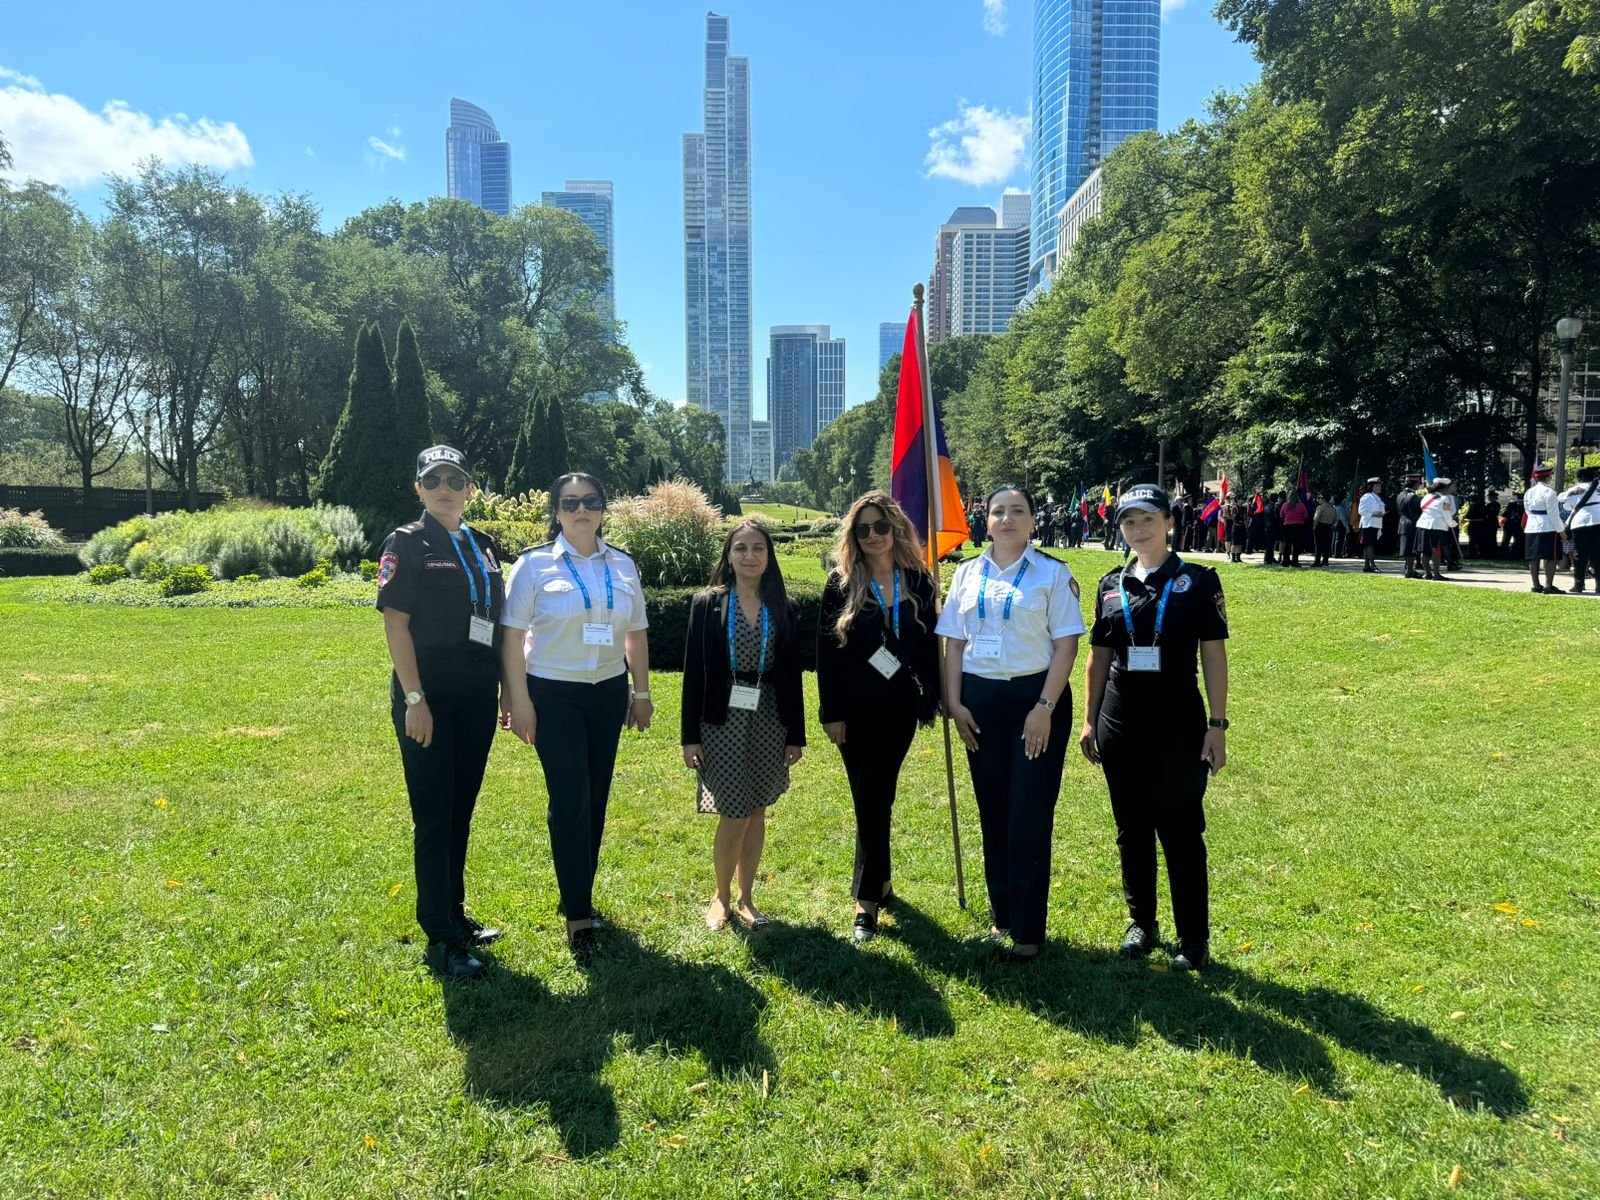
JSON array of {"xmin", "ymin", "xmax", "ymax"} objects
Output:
[
  {"xmin": 377, "ymin": 445, "xmax": 506, "ymax": 981},
  {"xmin": 501, "ymin": 473, "xmax": 652, "ymax": 965},
  {"xmin": 937, "ymin": 485, "xmax": 1086, "ymax": 962},
  {"xmin": 1080, "ymin": 484, "xmax": 1229, "ymax": 971},
  {"xmin": 817, "ymin": 492, "xmax": 940, "ymax": 944}
]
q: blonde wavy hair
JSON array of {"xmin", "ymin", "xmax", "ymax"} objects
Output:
[{"xmin": 829, "ymin": 491, "xmax": 933, "ymax": 645}]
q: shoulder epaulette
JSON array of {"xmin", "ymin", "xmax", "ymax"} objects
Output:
[
  {"xmin": 518, "ymin": 540, "xmax": 555, "ymax": 556},
  {"xmin": 395, "ymin": 520, "xmax": 426, "ymax": 534}
]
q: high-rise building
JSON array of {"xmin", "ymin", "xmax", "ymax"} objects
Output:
[
  {"xmin": 928, "ymin": 206, "xmax": 1001, "ymax": 345},
  {"xmin": 1030, "ymin": 0, "xmax": 1159, "ymax": 288},
  {"xmin": 684, "ymin": 12, "xmax": 754, "ymax": 484},
  {"xmin": 879, "ymin": 322, "xmax": 901, "ymax": 372},
  {"xmin": 542, "ymin": 181, "xmax": 616, "ymax": 318},
  {"xmin": 1056, "ymin": 167, "xmax": 1103, "ymax": 267},
  {"xmin": 767, "ymin": 325, "xmax": 846, "ymax": 470},
  {"xmin": 446, "ymin": 98, "xmax": 513, "ymax": 216},
  {"xmin": 749, "ymin": 420, "xmax": 775, "ymax": 487}
]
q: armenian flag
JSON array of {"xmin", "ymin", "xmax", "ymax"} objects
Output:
[{"xmin": 890, "ymin": 310, "xmax": 967, "ymax": 563}]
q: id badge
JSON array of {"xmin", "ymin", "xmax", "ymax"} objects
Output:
[
  {"xmin": 468, "ymin": 615, "xmax": 495, "ymax": 646},
  {"xmin": 582, "ymin": 622, "xmax": 614, "ymax": 646},
  {"xmin": 868, "ymin": 645, "xmax": 902, "ymax": 679},
  {"xmin": 728, "ymin": 683, "xmax": 762, "ymax": 711},
  {"xmin": 1127, "ymin": 646, "xmax": 1161, "ymax": 672},
  {"xmin": 972, "ymin": 634, "xmax": 1004, "ymax": 660}
]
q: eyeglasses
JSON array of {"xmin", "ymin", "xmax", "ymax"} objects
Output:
[
  {"xmin": 854, "ymin": 519, "xmax": 892, "ymax": 540},
  {"xmin": 420, "ymin": 473, "xmax": 468, "ymax": 492},
  {"xmin": 559, "ymin": 496, "xmax": 606, "ymax": 513}
]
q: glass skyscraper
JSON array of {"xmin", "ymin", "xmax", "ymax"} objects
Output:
[
  {"xmin": 543, "ymin": 181, "xmax": 618, "ymax": 403},
  {"xmin": 879, "ymin": 322, "xmax": 901, "ymax": 372},
  {"xmin": 446, "ymin": 98, "xmax": 513, "ymax": 216},
  {"xmin": 767, "ymin": 326, "xmax": 845, "ymax": 471},
  {"xmin": 1030, "ymin": 0, "xmax": 1158, "ymax": 288},
  {"xmin": 684, "ymin": 12, "xmax": 753, "ymax": 484}
]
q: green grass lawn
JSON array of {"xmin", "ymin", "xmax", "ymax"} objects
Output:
[
  {"xmin": 1, "ymin": 560, "xmax": 1597, "ymax": 1198},
  {"xmin": 740, "ymin": 502, "xmax": 831, "ymax": 523}
]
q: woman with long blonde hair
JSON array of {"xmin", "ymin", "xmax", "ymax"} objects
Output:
[{"xmin": 817, "ymin": 492, "xmax": 941, "ymax": 943}]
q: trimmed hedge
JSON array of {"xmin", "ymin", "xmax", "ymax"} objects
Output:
[
  {"xmin": 643, "ymin": 580, "xmax": 825, "ymax": 673},
  {"xmin": 0, "ymin": 547, "xmax": 86, "ymax": 577}
]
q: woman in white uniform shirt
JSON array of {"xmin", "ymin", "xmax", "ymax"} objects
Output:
[
  {"xmin": 501, "ymin": 473, "xmax": 652, "ymax": 964},
  {"xmin": 936, "ymin": 485, "xmax": 1086, "ymax": 962}
]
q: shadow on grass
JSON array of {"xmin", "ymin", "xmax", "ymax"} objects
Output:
[
  {"xmin": 744, "ymin": 919, "xmax": 955, "ymax": 1037},
  {"xmin": 441, "ymin": 926, "xmax": 774, "ymax": 1158},
  {"xmin": 890, "ymin": 901, "xmax": 1528, "ymax": 1117}
]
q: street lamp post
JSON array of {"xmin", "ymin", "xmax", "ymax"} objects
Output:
[{"xmin": 1555, "ymin": 316, "xmax": 1583, "ymax": 491}]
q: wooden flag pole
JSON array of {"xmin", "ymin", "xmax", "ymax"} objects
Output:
[{"xmin": 913, "ymin": 283, "xmax": 966, "ymax": 910}]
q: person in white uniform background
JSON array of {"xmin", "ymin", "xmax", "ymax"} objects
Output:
[
  {"xmin": 500, "ymin": 472, "xmax": 653, "ymax": 965},
  {"xmin": 1562, "ymin": 465, "xmax": 1600, "ymax": 594},
  {"xmin": 1522, "ymin": 465, "xmax": 1565, "ymax": 594},
  {"xmin": 1357, "ymin": 477, "xmax": 1387, "ymax": 574},
  {"xmin": 937, "ymin": 485, "xmax": 1085, "ymax": 963}
]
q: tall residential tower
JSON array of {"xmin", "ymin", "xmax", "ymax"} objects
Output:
[
  {"xmin": 767, "ymin": 325, "xmax": 846, "ymax": 471},
  {"xmin": 684, "ymin": 12, "xmax": 754, "ymax": 484},
  {"xmin": 446, "ymin": 99, "xmax": 512, "ymax": 216}
]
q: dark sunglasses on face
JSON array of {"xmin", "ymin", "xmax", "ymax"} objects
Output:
[
  {"xmin": 559, "ymin": 496, "xmax": 606, "ymax": 513},
  {"xmin": 854, "ymin": 519, "xmax": 892, "ymax": 540},
  {"xmin": 421, "ymin": 473, "xmax": 468, "ymax": 492}
]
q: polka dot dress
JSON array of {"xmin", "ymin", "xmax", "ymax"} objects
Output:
[{"xmin": 696, "ymin": 604, "xmax": 790, "ymax": 817}]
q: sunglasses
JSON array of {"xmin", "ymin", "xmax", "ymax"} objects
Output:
[
  {"xmin": 854, "ymin": 519, "xmax": 892, "ymax": 540},
  {"xmin": 559, "ymin": 495, "xmax": 606, "ymax": 513},
  {"xmin": 420, "ymin": 473, "xmax": 468, "ymax": 492}
]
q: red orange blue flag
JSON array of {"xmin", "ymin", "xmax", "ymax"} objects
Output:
[{"xmin": 891, "ymin": 311, "xmax": 967, "ymax": 563}]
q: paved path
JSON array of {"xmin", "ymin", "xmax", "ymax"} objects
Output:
[{"xmin": 1157, "ymin": 550, "xmax": 1599, "ymax": 597}]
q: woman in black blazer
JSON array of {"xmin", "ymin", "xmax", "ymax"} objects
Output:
[
  {"xmin": 681, "ymin": 520, "xmax": 806, "ymax": 932},
  {"xmin": 817, "ymin": 492, "xmax": 940, "ymax": 943}
]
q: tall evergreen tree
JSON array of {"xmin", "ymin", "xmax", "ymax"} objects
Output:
[
  {"xmin": 506, "ymin": 394, "xmax": 547, "ymax": 496},
  {"xmin": 546, "ymin": 396, "xmax": 571, "ymax": 483},
  {"xmin": 391, "ymin": 318, "xmax": 433, "ymax": 463},
  {"xmin": 313, "ymin": 323, "xmax": 400, "ymax": 535}
]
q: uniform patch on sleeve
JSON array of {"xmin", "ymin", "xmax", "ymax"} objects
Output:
[
  {"xmin": 378, "ymin": 552, "xmax": 398, "ymax": 588},
  {"xmin": 1173, "ymin": 574, "xmax": 1193, "ymax": 594},
  {"xmin": 1214, "ymin": 591, "xmax": 1227, "ymax": 627},
  {"xmin": 1069, "ymin": 577, "xmax": 1080, "ymax": 599}
]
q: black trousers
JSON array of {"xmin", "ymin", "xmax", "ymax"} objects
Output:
[
  {"xmin": 839, "ymin": 708, "xmax": 917, "ymax": 903},
  {"xmin": 962, "ymin": 671, "xmax": 1071, "ymax": 944},
  {"xmin": 392, "ymin": 682, "xmax": 499, "ymax": 944},
  {"xmin": 1314, "ymin": 524, "xmax": 1334, "ymax": 564},
  {"xmin": 1574, "ymin": 526, "xmax": 1600, "ymax": 587},
  {"xmin": 1097, "ymin": 688, "xmax": 1210, "ymax": 945},
  {"xmin": 528, "ymin": 673, "xmax": 629, "ymax": 922}
]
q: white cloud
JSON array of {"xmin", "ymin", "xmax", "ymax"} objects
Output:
[
  {"xmin": 982, "ymin": 0, "xmax": 1007, "ymax": 36},
  {"xmin": 365, "ymin": 136, "xmax": 406, "ymax": 168},
  {"xmin": 925, "ymin": 101, "xmax": 1029, "ymax": 187},
  {"xmin": 1161, "ymin": 0, "xmax": 1191, "ymax": 16},
  {"xmin": 304, "ymin": 146, "xmax": 316, "ymax": 158},
  {"xmin": 386, "ymin": 125, "xmax": 402, "ymax": 138},
  {"xmin": 0, "ymin": 66, "xmax": 252, "ymax": 186}
]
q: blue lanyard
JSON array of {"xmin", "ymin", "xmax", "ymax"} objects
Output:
[
  {"xmin": 449, "ymin": 524, "xmax": 493, "ymax": 611},
  {"xmin": 869, "ymin": 569, "xmax": 901, "ymax": 640},
  {"xmin": 562, "ymin": 547, "xmax": 614, "ymax": 612},
  {"xmin": 1118, "ymin": 558, "xmax": 1182, "ymax": 645},
  {"xmin": 977, "ymin": 556, "xmax": 1030, "ymax": 623},
  {"xmin": 727, "ymin": 596, "xmax": 771, "ymax": 676}
]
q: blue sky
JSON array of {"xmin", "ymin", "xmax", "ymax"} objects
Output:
[{"xmin": 2, "ymin": 1, "xmax": 1258, "ymax": 413}]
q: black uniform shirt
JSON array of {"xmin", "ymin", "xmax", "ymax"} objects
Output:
[
  {"xmin": 376, "ymin": 512, "xmax": 505, "ymax": 695},
  {"xmin": 1090, "ymin": 555, "xmax": 1228, "ymax": 695}
]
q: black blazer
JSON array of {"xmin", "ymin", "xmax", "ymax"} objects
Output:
[
  {"xmin": 680, "ymin": 590, "xmax": 807, "ymax": 747},
  {"xmin": 816, "ymin": 569, "xmax": 941, "ymax": 726}
]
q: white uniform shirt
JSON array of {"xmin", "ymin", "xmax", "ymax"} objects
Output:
[
  {"xmin": 935, "ymin": 546, "xmax": 1086, "ymax": 680},
  {"xmin": 1358, "ymin": 492, "xmax": 1386, "ymax": 530},
  {"xmin": 1522, "ymin": 483, "xmax": 1564, "ymax": 534},
  {"xmin": 501, "ymin": 534, "xmax": 648, "ymax": 683},
  {"xmin": 1562, "ymin": 482, "xmax": 1600, "ymax": 530},
  {"xmin": 1416, "ymin": 492, "xmax": 1456, "ymax": 532}
]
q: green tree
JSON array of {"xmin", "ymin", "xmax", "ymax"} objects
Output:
[
  {"xmin": 505, "ymin": 395, "xmax": 547, "ymax": 496},
  {"xmin": 314, "ymin": 324, "xmax": 403, "ymax": 535},
  {"xmin": 390, "ymin": 318, "xmax": 433, "ymax": 459}
]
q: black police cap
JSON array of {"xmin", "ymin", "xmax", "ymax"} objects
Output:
[
  {"xmin": 416, "ymin": 445, "xmax": 472, "ymax": 480},
  {"xmin": 1115, "ymin": 483, "xmax": 1172, "ymax": 522}
]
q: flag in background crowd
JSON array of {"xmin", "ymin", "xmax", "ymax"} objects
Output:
[
  {"xmin": 1219, "ymin": 473, "xmax": 1229, "ymax": 541},
  {"xmin": 890, "ymin": 308, "xmax": 966, "ymax": 562},
  {"xmin": 1420, "ymin": 435, "xmax": 1438, "ymax": 483},
  {"xmin": 1079, "ymin": 485, "xmax": 1089, "ymax": 519},
  {"xmin": 1296, "ymin": 462, "xmax": 1311, "ymax": 506},
  {"xmin": 1099, "ymin": 485, "xmax": 1112, "ymax": 519},
  {"xmin": 1200, "ymin": 494, "xmax": 1221, "ymax": 523}
]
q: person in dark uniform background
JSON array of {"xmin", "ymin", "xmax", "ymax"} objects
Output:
[
  {"xmin": 1396, "ymin": 474, "xmax": 1424, "ymax": 578},
  {"xmin": 377, "ymin": 445, "xmax": 507, "ymax": 981},
  {"xmin": 1080, "ymin": 484, "xmax": 1229, "ymax": 972}
]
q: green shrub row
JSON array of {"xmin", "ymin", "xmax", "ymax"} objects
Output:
[
  {"xmin": 81, "ymin": 503, "xmax": 368, "ymax": 580},
  {"xmin": 0, "ymin": 508, "xmax": 67, "ymax": 549},
  {"xmin": 0, "ymin": 547, "xmax": 84, "ymax": 576}
]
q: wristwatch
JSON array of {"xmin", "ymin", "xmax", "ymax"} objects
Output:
[
  {"xmin": 1037, "ymin": 697, "xmax": 1057, "ymax": 712},
  {"xmin": 404, "ymin": 691, "xmax": 425, "ymax": 707},
  {"xmin": 632, "ymin": 690, "xmax": 651, "ymax": 701},
  {"xmin": 1208, "ymin": 717, "xmax": 1229, "ymax": 730}
]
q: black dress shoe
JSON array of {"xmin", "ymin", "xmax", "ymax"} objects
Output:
[
  {"xmin": 851, "ymin": 911, "xmax": 878, "ymax": 944},
  {"xmin": 423, "ymin": 940, "xmax": 485, "ymax": 981},
  {"xmin": 568, "ymin": 926, "xmax": 598, "ymax": 967},
  {"xmin": 994, "ymin": 945, "xmax": 1040, "ymax": 965},
  {"xmin": 458, "ymin": 915, "xmax": 504, "ymax": 947},
  {"xmin": 1531, "ymin": 584, "xmax": 1545, "ymax": 593},
  {"xmin": 1171, "ymin": 942, "xmax": 1209, "ymax": 972},
  {"xmin": 1118, "ymin": 923, "xmax": 1159, "ymax": 960}
]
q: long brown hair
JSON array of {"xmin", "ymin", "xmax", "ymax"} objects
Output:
[
  {"xmin": 829, "ymin": 491, "xmax": 932, "ymax": 645},
  {"xmin": 706, "ymin": 520, "xmax": 791, "ymax": 643}
]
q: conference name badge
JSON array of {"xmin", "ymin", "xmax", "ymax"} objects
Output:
[
  {"xmin": 972, "ymin": 634, "xmax": 1004, "ymax": 660},
  {"xmin": 582, "ymin": 622, "xmax": 614, "ymax": 646},
  {"xmin": 468, "ymin": 616, "xmax": 495, "ymax": 646},
  {"xmin": 868, "ymin": 645, "xmax": 902, "ymax": 679},
  {"xmin": 728, "ymin": 683, "xmax": 762, "ymax": 711},
  {"xmin": 1127, "ymin": 647, "xmax": 1161, "ymax": 672}
]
